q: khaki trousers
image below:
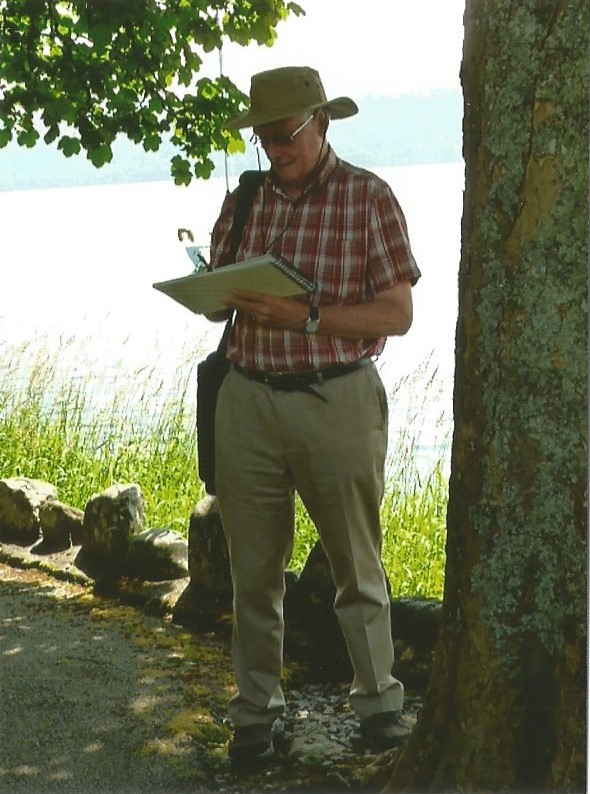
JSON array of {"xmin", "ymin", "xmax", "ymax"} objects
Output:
[{"xmin": 215, "ymin": 363, "xmax": 404, "ymax": 727}]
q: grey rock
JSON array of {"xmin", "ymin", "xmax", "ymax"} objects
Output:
[
  {"xmin": 172, "ymin": 496, "xmax": 233, "ymax": 629},
  {"xmin": 39, "ymin": 500, "xmax": 84, "ymax": 551},
  {"xmin": 79, "ymin": 483, "xmax": 145, "ymax": 578},
  {"xmin": 187, "ymin": 495, "xmax": 231, "ymax": 605},
  {"xmin": 126, "ymin": 528, "xmax": 189, "ymax": 581},
  {"xmin": 284, "ymin": 540, "xmax": 351, "ymax": 680},
  {"xmin": 284, "ymin": 540, "xmax": 441, "ymax": 685},
  {"xmin": 390, "ymin": 596, "xmax": 442, "ymax": 654},
  {"xmin": 0, "ymin": 477, "xmax": 57, "ymax": 544}
]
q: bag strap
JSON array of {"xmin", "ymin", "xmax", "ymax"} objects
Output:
[
  {"xmin": 228, "ymin": 169, "xmax": 268, "ymax": 263},
  {"xmin": 218, "ymin": 169, "xmax": 268, "ymax": 353}
]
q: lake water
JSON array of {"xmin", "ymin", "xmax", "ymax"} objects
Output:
[{"xmin": 0, "ymin": 161, "xmax": 464, "ymax": 478}]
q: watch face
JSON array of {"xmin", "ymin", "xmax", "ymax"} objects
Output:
[
  {"xmin": 305, "ymin": 306, "xmax": 320, "ymax": 333},
  {"xmin": 304, "ymin": 306, "xmax": 320, "ymax": 334}
]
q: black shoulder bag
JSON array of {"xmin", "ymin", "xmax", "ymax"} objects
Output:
[{"xmin": 196, "ymin": 170, "xmax": 267, "ymax": 495}]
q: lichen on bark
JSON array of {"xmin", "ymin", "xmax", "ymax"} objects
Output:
[{"xmin": 459, "ymin": 0, "xmax": 587, "ymax": 659}]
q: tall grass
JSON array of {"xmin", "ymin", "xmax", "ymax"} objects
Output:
[
  {"xmin": 0, "ymin": 332, "xmax": 202, "ymax": 535},
  {"xmin": 0, "ymin": 332, "xmax": 449, "ymax": 599},
  {"xmin": 380, "ymin": 361, "xmax": 450, "ymax": 598}
]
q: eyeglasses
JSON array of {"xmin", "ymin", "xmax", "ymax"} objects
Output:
[{"xmin": 250, "ymin": 114, "xmax": 314, "ymax": 149}]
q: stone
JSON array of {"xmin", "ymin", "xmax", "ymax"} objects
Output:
[
  {"xmin": 79, "ymin": 483, "xmax": 145, "ymax": 578},
  {"xmin": 284, "ymin": 540, "xmax": 441, "ymax": 685},
  {"xmin": 173, "ymin": 496, "xmax": 235, "ymax": 628},
  {"xmin": 126, "ymin": 528, "xmax": 189, "ymax": 582},
  {"xmin": 284, "ymin": 540, "xmax": 352, "ymax": 681},
  {"xmin": 390, "ymin": 597, "xmax": 442, "ymax": 655},
  {"xmin": 39, "ymin": 500, "xmax": 84, "ymax": 551},
  {"xmin": 187, "ymin": 495, "xmax": 232, "ymax": 607},
  {"xmin": 0, "ymin": 477, "xmax": 57, "ymax": 544}
]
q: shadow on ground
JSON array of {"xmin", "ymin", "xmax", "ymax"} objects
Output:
[
  {"xmin": 0, "ymin": 564, "xmax": 232, "ymax": 793},
  {"xmin": 0, "ymin": 559, "xmax": 419, "ymax": 794}
]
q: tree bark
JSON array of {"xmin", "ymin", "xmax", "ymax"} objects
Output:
[{"xmin": 386, "ymin": 1, "xmax": 587, "ymax": 791}]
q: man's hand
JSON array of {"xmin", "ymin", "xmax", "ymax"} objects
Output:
[{"xmin": 225, "ymin": 290, "xmax": 308, "ymax": 330}]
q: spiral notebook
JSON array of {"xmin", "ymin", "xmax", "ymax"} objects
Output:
[{"xmin": 153, "ymin": 254, "xmax": 316, "ymax": 315}]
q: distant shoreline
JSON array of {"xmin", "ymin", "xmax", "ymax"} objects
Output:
[
  {"xmin": 0, "ymin": 154, "xmax": 464, "ymax": 194},
  {"xmin": 0, "ymin": 91, "xmax": 462, "ymax": 192}
]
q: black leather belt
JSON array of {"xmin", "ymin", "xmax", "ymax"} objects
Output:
[{"xmin": 233, "ymin": 359, "xmax": 371, "ymax": 393}]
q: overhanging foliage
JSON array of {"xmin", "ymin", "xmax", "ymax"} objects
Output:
[{"xmin": 0, "ymin": 0, "xmax": 303, "ymax": 184}]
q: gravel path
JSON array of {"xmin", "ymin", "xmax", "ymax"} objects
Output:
[
  {"xmin": 0, "ymin": 561, "xmax": 415, "ymax": 793},
  {"xmin": 0, "ymin": 563, "xmax": 224, "ymax": 793}
]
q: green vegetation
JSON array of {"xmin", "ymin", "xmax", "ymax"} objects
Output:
[
  {"xmin": 0, "ymin": 0, "xmax": 304, "ymax": 184},
  {"xmin": 0, "ymin": 333, "xmax": 448, "ymax": 599}
]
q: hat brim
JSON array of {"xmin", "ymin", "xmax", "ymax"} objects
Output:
[{"xmin": 223, "ymin": 96, "xmax": 358, "ymax": 131}]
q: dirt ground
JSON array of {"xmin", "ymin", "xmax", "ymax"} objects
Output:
[
  {"xmin": 0, "ymin": 562, "xmax": 234, "ymax": 792},
  {"xmin": 0, "ymin": 561, "xmax": 400, "ymax": 794}
]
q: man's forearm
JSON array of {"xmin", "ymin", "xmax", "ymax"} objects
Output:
[
  {"xmin": 225, "ymin": 281, "xmax": 413, "ymax": 340},
  {"xmin": 315, "ymin": 299, "xmax": 412, "ymax": 340}
]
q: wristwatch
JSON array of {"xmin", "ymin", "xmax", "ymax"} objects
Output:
[{"xmin": 304, "ymin": 305, "xmax": 320, "ymax": 334}]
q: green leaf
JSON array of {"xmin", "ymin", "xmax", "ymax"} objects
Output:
[
  {"xmin": 87, "ymin": 143, "xmax": 113, "ymax": 168},
  {"xmin": 171, "ymin": 154, "xmax": 192, "ymax": 186},
  {"xmin": 178, "ymin": 66, "xmax": 192, "ymax": 88},
  {"xmin": 142, "ymin": 134, "xmax": 161, "ymax": 152},
  {"xmin": 116, "ymin": 87, "xmax": 137, "ymax": 110},
  {"xmin": 17, "ymin": 128, "xmax": 40, "ymax": 148},
  {"xmin": 194, "ymin": 158, "xmax": 214, "ymax": 179},
  {"xmin": 288, "ymin": 2, "xmax": 306, "ymax": 17},
  {"xmin": 149, "ymin": 95, "xmax": 164, "ymax": 114},
  {"xmin": 0, "ymin": 128, "xmax": 13, "ymax": 149},
  {"xmin": 91, "ymin": 23, "xmax": 112, "ymax": 53},
  {"xmin": 43, "ymin": 125, "xmax": 60, "ymax": 145},
  {"xmin": 173, "ymin": 171, "xmax": 192, "ymax": 187},
  {"xmin": 226, "ymin": 136, "xmax": 246, "ymax": 155},
  {"xmin": 57, "ymin": 135, "xmax": 82, "ymax": 157}
]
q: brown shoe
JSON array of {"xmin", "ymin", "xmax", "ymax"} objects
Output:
[
  {"xmin": 229, "ymin": 723, "xmax": 273, "ymax": 761},
  {"xmin": 360, "ymin": 710, "xmax": 415, "ymax": 750}
]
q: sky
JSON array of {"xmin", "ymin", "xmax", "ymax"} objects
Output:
[{"xmin": 203, "ymin": 0, "xmax": 466, "ymax": 99}]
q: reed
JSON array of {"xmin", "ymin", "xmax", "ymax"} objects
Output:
[{"xmin": 0, "ymin": 332, "xmax": 449, "ymax": 599}]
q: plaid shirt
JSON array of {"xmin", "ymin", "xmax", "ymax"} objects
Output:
[{"xmin": 209, "ymin": 147, "xmax": 421, "ymax": 372}]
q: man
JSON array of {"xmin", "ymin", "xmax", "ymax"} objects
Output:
[{"xmin": 207, "ymin": 66, "xmax": 421, "ymax": 760}]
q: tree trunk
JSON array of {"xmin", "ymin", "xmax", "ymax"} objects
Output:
[{"xmin": 386, "ymin": 1, "xmax": 587, "ymax": 791}]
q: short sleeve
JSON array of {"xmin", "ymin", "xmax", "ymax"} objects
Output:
[{"xmin": 366, "ymin": 181, "xmax": 421, "ymax": 293}]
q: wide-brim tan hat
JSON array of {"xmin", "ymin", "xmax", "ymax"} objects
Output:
[{"xmin": 224, "ymin": 66, "xmax": 358, "ymax": 130}]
